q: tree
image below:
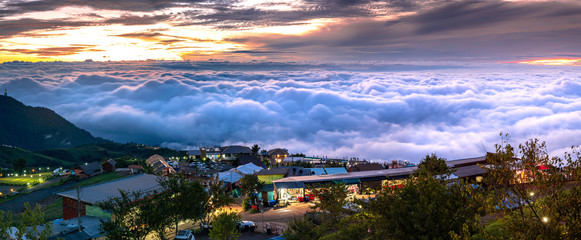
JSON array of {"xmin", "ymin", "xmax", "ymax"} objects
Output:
[
  {"xmin": 12, "ymin": 158, "xmax": 26, "ymax": 173},
  {"xmin": 368, "ymin": 154, "xmax": 486, "ymax": 239},
  {"xmin": 251, "ymin": 144, "xmax": 260, "ymax": 155},
  {"xmin": 140, "ymin": 190, "xmax": 174, "ymax": 240},
  {"xmin": 208, "ymin": 211, "xmax": 241, "ymax": 240},
  {"xmin": 285, "ymin": 183, "xmax": 368, "ymax": 240},
  {"xmin": 0, "ymin": 210, "xmax": 12, "ymax": 240},
  {"xmin": 157, "ymin": 174, "xmax": 208, "ymax": 235},
  {"xmin": 415, "ymin": 153, "xmax": 451, "ymax": 177},
  {"xmin": 98, "ymin": 190, "xmax": 151, "ymax": 240},
  {"xmin": 239, "ymin": 174, "xmax": 265, "ymax": 206},
  {"xmin": 485, "ymin": 135, "xmax": 581, "ymax": 239},
  {"xmin": 201, "ymin": 180, "xmax": 235, "ymax": 228},
  {"xmin": 284, "ymin": 215, "xmax": 321, "ymax": 240},
  {"xmin": 0, "ymin": 203, "xmax": 53, "ymax": 240}
]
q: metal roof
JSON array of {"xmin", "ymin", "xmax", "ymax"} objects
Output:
[
  {"xmin": 447, "ymin": 155, "xmax": 487, "ymax": 167},
  {"xmin": 221, "ymin": 145, "xmax": 252, "ymax": 154},
  {"xmin": 273, "ymin": 167, "xmax": 417, "ymax": 184},
  {"xmin": 324, "ymin": 167, "xmax": 348, "ymax": 174},
  {"xmin": 305, "ymin": 168, "xmax": 326, "ymax": 175},
  {"xmin": 235, "ymin": 163, "xmax": 263, "ymax": 175},
  {"xmin": 452, "ymin": 165, "xmax": 487, "ymax": 178},
  {"xmin": 56, "ymin": 174, "xmax": 162, "ymax": 205},
  {"xmin": 218, "ymin": 170, "xmax": 243, "ymax": 183},
  {"xmin": 256, "ymin": 168, "xmax": 290, "ymax": 176}
]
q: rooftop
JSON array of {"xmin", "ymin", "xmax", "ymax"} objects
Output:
[
  {"xmin": 56, "ymin": 174, "xmax": 162, "ymax": 205},
  {"xmin": 447, "ymin": 155, "xmax": 488, "ymax": 167},
  {"xmin": 273, "ymin": 167, "xmax": 417, "ymax": 185}
]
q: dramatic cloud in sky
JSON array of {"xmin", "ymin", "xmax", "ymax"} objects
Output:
[
  {"xmin": 0, "ymin": 0, "xmax": 580, "ymax": 62},
  {"xmin": 1, "ymin": 61, "xmax": 580, "ymax": 162}
]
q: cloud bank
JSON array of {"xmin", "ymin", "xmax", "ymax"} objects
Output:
[{"xmin": 1, "ymin": 61, "xmax": 580, "ymax": 162}]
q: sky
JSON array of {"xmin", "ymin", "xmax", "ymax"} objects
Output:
[
  {"xmin": 0, "ymin": 0, "xmax": 580, "ymax": 162},
  {"xmin": 0, "ymin": 0, "xmax": 580, "ymax": 63}
]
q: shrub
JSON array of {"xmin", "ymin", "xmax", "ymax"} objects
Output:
[{"xmin": 242, "ymin": 197, "xmax": 252, "ymax": 211}]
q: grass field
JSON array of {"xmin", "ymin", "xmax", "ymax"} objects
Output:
[
  {"xmin": 0, "ymin": 172, "xmax": 52, "ymax": 186},
  {"xmin": 77, "ymin": 171, "xmax": 129, "ymax": 187}
]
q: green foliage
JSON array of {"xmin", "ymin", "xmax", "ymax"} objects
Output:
[
  {"xmin": 1, "ymin": 203, "xmax": 54, "ymax": 240},
  {"xmin": 202, "ymin": 180, "xmax": 235, "ymax": 225},
  {"xmin": 309, "ymin": 183, "xmax": 351, "ymax": 226},
  {"xmin": 0, "ymin": 146, "xmax": 65, "ymax": 169},
  {"xmin": 239, "ymin": 174, "xmax": 265, "ymax": 206},
  {"xmin": 12, "ymin": 158, "xmax": 26, "ymax": 173},
  {"xmin": 158, "ymin": 174, "xmax": 209, "ymax": 235},
  {"xmin": 0, "ymin": 209, "xmax": 12, "ymax": 239},
  {"xmin": 251, "ymin": 144, "xmax": 260, "ymax": 155},
  {"xmin": 284, "ymin": 216, "xmax": 321, "ymax": 240},
  {"xmin": 290, "ymin": 153, "xmax": 306, "ymax": 157},
  {"xmin": 76, "ymin": 172, "xmax": 126, "ymax": 187},
  {"xmin": 208, "ymin": 211, "xmax": 241, "ymax": 240},
  {"xmin": 485, "ymin": 135, "xmax": 581, "ymax": 239},
  {"xmin": 286, "ymin": 161, "xmax": 313, "ymax": 168},
  {"xmin": 324, "ymin": 160, "xmax": 345, "ymax": 168},
  {"xmin": 242, "ymin": 197, "xmax": 252, "ymax": 211},
  {"xmin": 140, "ymin": 191, "xmax": 174, "ymax": 240},
  {"xmin": 38, "ymin": 142, "xmax": 186, "ymax": 168},
  {"xmin": 98, "ymin": 190, "xmax": 151, "ymax": 240},
  {"xmin": 285, "ymin": 183, "xmax": 372, "ymax": 240},
  {"xmin": 415, "ymin": 153, "xmax": 450, "ymax": 177},
  {"xmin": 369, "ymin": 174, "xmax": 486, "ymax": 240}
]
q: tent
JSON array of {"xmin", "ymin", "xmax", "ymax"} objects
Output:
[{"xmin": 235, "ymin": 163, "xmax": 263, "ymax": 175}]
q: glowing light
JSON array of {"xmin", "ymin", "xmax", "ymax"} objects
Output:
[
  {"xmin": 529, "ymin": 192, "xmax": 534, "ymax": 197},
  {"xmin": 516, "ymin": 58, "xmax": 581, "ymax": 66},
  {"xmin": 542, "ymin": 217, "xmax": 549, "ymax": 223}
]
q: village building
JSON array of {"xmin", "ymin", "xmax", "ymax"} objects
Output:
[
  {"xmin": 266, "ymin": 148, "xmax": 288, "ymax": 165},
  {"xmin": 145, "ymin": 154, "xmax": 175, "ymax": 176},
  {"xmin": 101, "ymin": 159, "xmax": 116, "ymax": 173},
  {"xmin": 55, "ymin": 174, "xmax": 162, "ymax": 239},
  {"xmin": 74, "ymin": 162, "xmax": 103, "ymax": 179}
]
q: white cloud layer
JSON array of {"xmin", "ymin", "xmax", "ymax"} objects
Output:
[{"xmin": 1, "ymin": 61, "xmax": 580, "ymax": 162}]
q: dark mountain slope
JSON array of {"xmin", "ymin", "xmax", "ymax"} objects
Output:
[{"xmin": 0, "ymin": 95, "xmax": 105, "ymax": 151}]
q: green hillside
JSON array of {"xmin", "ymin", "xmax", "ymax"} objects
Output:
[
  {"xmin": 38, "ymin": 142, "xmax": 187, "ymax": 166},
  {"xmin": 0, "ymin": 95, "xmax": 105, "ymax": 151},
  {"xmin": 0, "ymin": 96, "xmax": 186, "ymax": 169},
  {"xmin": 0, "ymin": 142, "xmax": 186, "ymax": 169},
  {"xmin": 0, "ymin": 145, "xmax": 67, "ymax": 168}
]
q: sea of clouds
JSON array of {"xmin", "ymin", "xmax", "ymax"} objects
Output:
[{"xmin": 1, "ymin": 61, "xmax": 580, "ymax": 162}]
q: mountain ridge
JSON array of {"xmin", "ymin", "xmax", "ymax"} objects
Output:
[{"xmin": 0, "ymin": 95, "xmax": 106, "ymax": 151}]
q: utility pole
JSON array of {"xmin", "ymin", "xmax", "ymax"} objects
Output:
[{"xmin": 77, "ymin": 186, "xmax": 82, "ymax": 233}]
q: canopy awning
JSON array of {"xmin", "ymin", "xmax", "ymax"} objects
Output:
[{"xmin": 274, "ymin": 182, "xmax": 305, "ymax": 189}]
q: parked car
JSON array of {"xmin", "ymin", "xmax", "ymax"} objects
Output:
[
  {"xmin": 236, "ymin": 221, "xmax": 256, "ymax": 232},
  {"xmin": 174, "ymin": 230, "xmax": 195, "ymax": 240}
]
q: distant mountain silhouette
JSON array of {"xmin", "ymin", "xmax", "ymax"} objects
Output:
[{"xmin": 0, "ymin": 95, "xmax": 105, "ymax": 151}]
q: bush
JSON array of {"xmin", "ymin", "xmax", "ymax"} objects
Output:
[{"xmin": 242, "ymin": 197, "xmax": 252, "ymax": 211}]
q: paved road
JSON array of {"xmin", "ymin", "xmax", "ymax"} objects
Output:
[{"xmin": 0, "ymin": 177, "xmax": 79, "ymax": 212}]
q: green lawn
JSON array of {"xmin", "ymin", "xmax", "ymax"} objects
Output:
[
  {"xmin": 0, "ymin": 172, "xmax": 52, "ymax": 186},
  {"xmin": 42, "ymin": 197, "xmax": 63, "ymax": 222},
  {"xmin": 76, "ymin": 172, "xmax": 128, "ymax": 187}
]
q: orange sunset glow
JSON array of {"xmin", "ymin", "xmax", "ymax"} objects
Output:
[
  {"xmin": 516, "ymin": 58, "xmax": 581, "ymax": 66},
  {"xmin": 0, "ymin": 0, "xmax": 579, "ymax": 63}
]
